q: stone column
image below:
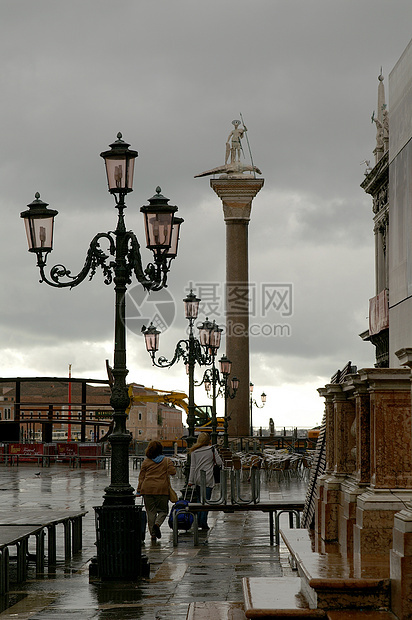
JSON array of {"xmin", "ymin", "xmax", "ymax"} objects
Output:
[
  {"xmin": 390, "ymin": 507, "xmax": 412, "ymax": 620},
  {"xmin": 210, "ymin": 177, "xmax": 264, "ymax": 437},
  {"xmin": 316, "ymin": 384, "xmax": 356, "ymax": 542},
  {"xmin": 353, "ymin": 368, "xmax": 412, "ymax": 570},
  {"xmin": 338, "ymin": 377, "xmax": 369, "ymax": 556},
  {"xmin": 318, "ymin": 387, "xmax": 335, "ymax": 474},
  {"xmin": 353, "ymin": 382, "xmax": 371, "ymax": 485},
  {"xmin": 366, "ymin": 369, "xmax": 412, "ymax": 489},
  {"xmin": 315, "ymin": 388, "xmax": 335, "ymax": 537},
  {"xmin": 332, "ymin": 386, "xmax": 356, "ymax": 478}
]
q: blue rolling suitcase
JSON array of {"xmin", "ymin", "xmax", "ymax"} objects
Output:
[{"xmin": 168, "ymin": 487, "xmax": 194, "ymax": 531}]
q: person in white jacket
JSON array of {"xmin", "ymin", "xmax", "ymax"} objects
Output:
[{"xmin": 188, "ymin": 432, "xmax": 223, "ymax": 530}]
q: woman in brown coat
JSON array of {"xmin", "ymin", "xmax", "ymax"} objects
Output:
[{"xmin": 137, "ymin": 440, "xmax": 176, "ymax": 541}]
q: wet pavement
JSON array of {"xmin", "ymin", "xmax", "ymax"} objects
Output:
[{"xmin": 0, "ymin": 462, "xmax": 307, "ymax": 619}]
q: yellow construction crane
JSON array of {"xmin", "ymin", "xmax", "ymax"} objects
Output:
[
  {"xmin": 127, "ymin": 385, "xmax": 189, "ymax": 414},
  {"xmin": 127, "ymin": 384, "xmax": 213, "ymax": 429},
  {"xmin": 106, "ymin": 360, "xmax": 213, "ymax": 430}
]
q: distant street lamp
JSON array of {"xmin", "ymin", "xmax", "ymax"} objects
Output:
[
  {"xmin": 21, "ymin": 133, "xmax": 183, "ymax": 580},
  {"xmin": 142, "ymin": 293, "xmax": 222, "ymax": 453},
  {"xmin": 249, "ymin": 382, "xmax": 266, "ymax": 437},
  {"xmin": 202, "ymin": 354, "xmax": 239, "ymax": 447}
]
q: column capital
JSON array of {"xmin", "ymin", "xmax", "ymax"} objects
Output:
[
  {"xmin": 357, "ymin": 366, "xmax": 410, "ymax": 390},
  {"xmin": 396, "ymin": 347, "xmax": 412, "ymax": 369},
  {"xmin": 210, "ymin": 177, "xmax": 264, "ymax": 221}
]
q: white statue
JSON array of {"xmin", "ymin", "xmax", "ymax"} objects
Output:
[
  {"xmin": 373, "ymin": 115, "xmax": 384, "ymax": 150},
  {"xmin": 195, "ymin": 118, "xmax": 262, "ymax": 179},
  {"xmin": 226, "ymin": 120, "xmax": 247, "ymax": 164},
  {"xmin": 382, "ymin": 107, "xmax": 389, "ymax": 147}
]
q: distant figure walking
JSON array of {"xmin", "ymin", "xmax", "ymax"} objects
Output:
[
  {"xmin": 188, "ymin": 433, "xmax": 223, "ymax": 530},
  {"xmin": 137, "ymin": 440, "xmax": 176, "ymax": 541}
]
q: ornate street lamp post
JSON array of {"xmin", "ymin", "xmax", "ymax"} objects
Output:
[
  {"xmin": 197, "ymin": 318, "xmax": 223, "ymax": 445},
  {"xmin": 202, "ymin": 354, "xmax": 239, "ymax": 448},
  {"xmin": 219, "ymin": 356, "xmax": 239, "ymax": 448},
  {"xmin": 21, "ymin": 133, "xmax": 183, "ymax": 580},
  {"xmin": 142, "ymin": 295, "xmax": 222, "ymax": 472},
  {"xmin": 249, "ymin": 382, "xmax": 266, "ymax": 437}
]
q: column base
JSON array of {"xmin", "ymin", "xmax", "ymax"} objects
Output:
[
  {"xmin": 339, "ymin": 478, "xmax": 367, "ymax": 556},
  {"xmin": 390, "ymin": 508, "xmax": 412, "ymax": 620},
  {"xmin": 354, "ymin": 488, "xmax": 412, "ymax": 576},
  {"xmin": 317, "ymin": 473, "xmax": 345, "ymax": 542}
]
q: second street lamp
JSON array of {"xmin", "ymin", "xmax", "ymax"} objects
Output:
[
  {"xmin": 219, "ymin": 356, "xmax": 239, "ymax": 449},
  {"xmin": 200, "ymin": 354, "xmax": 239, "ymax": 447},
  {"xmin": 21, "ymin": 133, "xmax": 183, "ymax": 581},
  {"xmin": 197, "ymin": 318, "xmax": 223, "ymax": 445},
  {"xmin": 142, "ymin": 294, "xmax": 222, "ymax": 467}
]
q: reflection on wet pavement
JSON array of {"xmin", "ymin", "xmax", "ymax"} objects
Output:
[{"xmin": 0, "ymin": 463, "xmax": 307, "ymax": 619}]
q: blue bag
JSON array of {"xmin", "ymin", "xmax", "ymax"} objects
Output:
[
  {"xmin": 168, "ymin": 487, "xmax": 195, "ymax": 530},
  {"xmin": 168, "ymin": 499, "xmax": 194, "ymax": 530}
]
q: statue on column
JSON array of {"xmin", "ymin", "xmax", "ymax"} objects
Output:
[
  {"xmin": 373, "ymin": 114, "xmax": 384, "ymax": 151},
  {"xmin": 372, "ymin": 72, "xmax": 389, "ymax": 163},
  {"xmin": 195, "ymin": 118, "xmax": 262, "ymax": 178},
  {"xmin": 225, "ymin": 120, "xmax": 247, "ymax": 164},
  {"xmin": 382, "ymin": 106, "xmax": 389, "ymax": 152}
]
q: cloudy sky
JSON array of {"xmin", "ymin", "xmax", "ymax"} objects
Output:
[{"xmin": 1, "ymin": 1, "xmax": 411, "ymax": 431}]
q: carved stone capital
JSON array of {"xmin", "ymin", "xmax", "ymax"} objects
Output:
[{"xmin": 210, "ymin": 178, "xmax": 264, "ymax": 222}]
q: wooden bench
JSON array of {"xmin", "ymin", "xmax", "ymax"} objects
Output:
[
  {"xmin": 280, "ymin": 529, "xmax": 391, "ymax": 611},
  {"xmin": 173, "ymin": 501, "xmax": 304, "ymax": 547}
]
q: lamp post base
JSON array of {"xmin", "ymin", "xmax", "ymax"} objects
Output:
[{"xmin": 92, "ymin": 504, "xmax": 150, "ymax": 581}]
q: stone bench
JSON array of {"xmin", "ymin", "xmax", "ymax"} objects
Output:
[
  {"xmin": 243, "ymin": 576, "xmax": 327, "ymax": 618},
  {"xmin": 280, "ymin": 529, "xmax": 391, "ymax": 611},
  {"xmin": 186, "ymin": 583, "xmax": 397, "ymax": 620},
  {"xmin": 186, "ymin": 601, "xmax": 247, "ymax": 619},
  {"xmin": 326, "ymin": 612, "xmax": 397, "ymax": 619},
  {"xmin": 185, "ymin": 579, "xmax": 328, "ymax": 619}
]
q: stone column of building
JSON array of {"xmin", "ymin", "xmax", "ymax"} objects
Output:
[
  {"xmin": 210, "ymin": 177, "xmax": 264, "ymax": 437},
  {"xmin": 315, "ymin": 388, "xmax": 336, "ymax": 537},
  {"xmin": 352, "ymin": 381, "xmax": 371, "ymax": 486},
  {"xmin": 337, "ymin": 376, "xmax": 371, "ymax": 556},
  {"xmin": 390, "ymin": 506, "xmax": 412, "ymax": 620},
  {"xmin": 353, "ymin": 368, "xmax": 412, "ymax": 572},
  {"xmin": 316, "ymin": 383, "xmax": 356, "ymax": 543}
]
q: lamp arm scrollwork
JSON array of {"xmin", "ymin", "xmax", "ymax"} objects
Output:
[
  {"xmin": 227, "ymin": 387, "xmax": 237, "ymax": 400},
  {"xmin": 251, "ymin": 398, "xmax": 265, "ymax": 409},
  {"xmin": 38, "ymin": 232, "xmax": 116, "ymax": 289},
  {"xmin": 125, "ymin": 231, "xmax": 165, "ymax": 291},
  {"xmin": 152, "ymin": 340, "xmax": 190, "ymax": 369},
  {"xmin": 151, "ymin": 338, "xmax": 212, "ymax": 369},
  {"xmin": 37, "ymin": 228, "xmax": 173, "ymax": 293}
]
